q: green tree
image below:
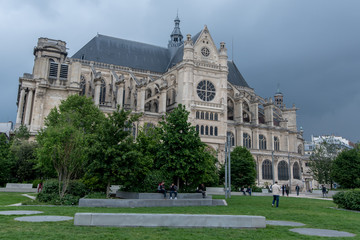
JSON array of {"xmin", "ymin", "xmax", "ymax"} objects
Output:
[
  {"xmin": 228, "ymin": 146, "xmax": 256, "ymax": 190},
  {"xmin": 0, "ymin": 134, "xmax": 11, "ymax": 186},
  {"xmin": 84, "ymin": 107, "xmax": 146, "ymax": 196},
  {"xmin": 308, "ymin": 142, "xmax": 339, "ymax": 186},
  {"xmin": 157, "ymin": 104, "xmax": 218, "ymax": 191},
  {"xmin": 331, "ymin": 144, "xmax": 360, "ymax": 188},
  {"xmin": 36, "ymin": 95, "xmax": 104, "ymax": 199}
]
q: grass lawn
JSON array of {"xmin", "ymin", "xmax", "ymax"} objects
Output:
[{"xmin": 0, "ymin": 193, "xmax": 358, "ymax": 239}]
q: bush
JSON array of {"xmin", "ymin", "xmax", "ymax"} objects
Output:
[
  {"xmin": 84, "ymin": 192, "xmax": 107, "ymax": 199},
  {"xmin": 37, "ymin": 179, "xmax": 88, "ymax": 205},
  {"xmin": 333, "ymin": 189, "xmax": 360, "ymax": 211}
]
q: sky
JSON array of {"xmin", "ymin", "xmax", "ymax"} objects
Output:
[{"xmin": 0, "ymin": 0, "xmax": 359, "ymax": 143}]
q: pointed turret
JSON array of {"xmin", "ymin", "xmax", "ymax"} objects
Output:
[
  {"xmin": 168, "ymin": 14, "xmax": 183, "ymax": 57},
  {"xmin": 274, "ymin": 84, "xmax": 284, "ymax": 108}
]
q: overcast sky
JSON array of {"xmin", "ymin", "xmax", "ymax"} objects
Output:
[{"xmin": 1, "ymin": 0, "xmax": 359, "ymax": 142}]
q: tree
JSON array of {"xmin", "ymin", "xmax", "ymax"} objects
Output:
[
  {"xmin": 308, "ymin": 142, "xmax": 339, "ymax": 186},
  {"xmin": 157, "ymin": 104, "xmax": 218, "ymax": 191},
  {"xmin": 84, "ymin": 106, "xmax": 146, "ymax": 196},
  {"xmin": 331, "ymin": 144, "xmax": 360, "ymax": 188},
  {"xmin": 0, "ymin": 134, "xmax": 11, "ymax": 186},
  {"xmin": 36, "ymin": 95, "xmax": 104, "ymax": 199},
  {"xmin": 228, "ymin": 146, "xmax": 256, "ymax": 190}
]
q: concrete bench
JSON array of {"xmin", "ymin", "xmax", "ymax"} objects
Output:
[
  {"xmin": 0, "ymin": 183, "xmax": 37, "ymax": 193},
  {"xmin": 79, "ymin": 198, "xmax": 225, "ymax": 208},
  {"xmin": 74, "ymin": 213, "xmax": 266, "ymax": 228},
  {"xmin": 206, "ymin": 187, "xmax": 225, "ymax": 195},
  {"xmin": 116, "ymin": 191, "xmax": 211, "ymax": 199}
]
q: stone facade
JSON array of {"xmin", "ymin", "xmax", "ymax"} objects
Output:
[{"xmin": 15, "ymin": 17, "xmax": 309, "ymax": 189}]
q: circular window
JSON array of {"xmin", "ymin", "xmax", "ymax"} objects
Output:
[
  {"xmin": 201, "ymin": 47, "xmax": 210, "ymax": 57},
  {"xmin": 197, "ymin": 80, "xmax": 216, "ymax": 102}
]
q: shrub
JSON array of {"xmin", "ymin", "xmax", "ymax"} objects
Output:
[
  {"xmin": 333, "ymin": 189, "xmax": 360, "ymax": 211},
  {"xmin": 84, "ymin": 192, "xmax": 107, "ymax": 199}
]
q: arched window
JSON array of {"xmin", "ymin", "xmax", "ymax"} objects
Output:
[
  {"xmin": 153, "ymin": 101, "xmax": 158, "ymax": 113},
  {"xmin": 201, "ymin": 112, "xmax": 204, "ymax": 119},
  {"xmin": 146, "ymin": 88, "xmax": 152, "ymax": 99},
  {"xmin": 274, "ymin": 136, "xmax": 280, "ymax": 151},
  {"xmin": 214, "ymin": 127, "xmax": 218, "ymax": 136},
  {"xmin": 210, "ymin": 113, "xmax": 213, "ymax": 120},
  {"xmin": 99, "ymin": 80, "xmax": 106, "ymax": 104},
  {"xmin": 196, "ymin": 111, "xmax": 200, "ymax": 119},
  {"xmin": 262, "ymin": 160, "xmax": 273, "ymax": 180},
  {"xmin": 210, "ymin": 126, "xmax": 213, "ymax": 135},
  {"xmin": 298, "ymin": 144, "xmax": 303, "ymax": 154},
  {"xmin": 80, "ymin": 75, "xmax": 86, "ymax": 96},
  {"xmin": 201, "ymin": 125, "xmax": 204, "ymax": 135},
  {"xmin": 205, "ymin": 126, "xmax": 209, "ymax": 135},
  {"xmin": 227, "ymin": 98, "xmax": 234, "ymax": 120},
  {"xmin": 196, "ymin": 125, "xmax": 199, "ymax": 133},
  {"xmin": 243, "ymin": 133, "xmax": 251, "ymax": 149},
  {"xmin": 259, "ymin": 134, "xmax": 267, "ymax": 150},
  {"xmin": 132, "ymin": 124, "xmax": 137, "ymax": 138},
  {"xmin": 227, "ymin": 132, "xmax": 235, "ymax": 146},
  {"xmin": 205, "ymin": 112, "xmax": 209, "ymax": 120},
  {"xmin": 293, "ymin": 162, "xmax": 300, "ymax": 179},
  {"xmin": 278, "ymin": 161, "xmax": 289, "ymax": 180}
]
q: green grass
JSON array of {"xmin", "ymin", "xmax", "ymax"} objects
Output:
[{"xmin": 0, "ymin": 193, "xmax": 359, "ymax": 239}]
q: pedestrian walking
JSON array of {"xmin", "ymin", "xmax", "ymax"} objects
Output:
[
  {"xmin": 295, "ymin": 184, "xmax": 300, "ymax": 196},
  {"xmin": 272, "ymin": 181, "xmax": 281, "ymax": 208}
]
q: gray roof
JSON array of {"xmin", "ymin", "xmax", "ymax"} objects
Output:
[
  {"xmin": 227, "ymin": 61, "xmax": 250, "ymax": 88},
  {"xmin": 72, "ymin": 33, "xmax": 250, "ymax": 88},
  {"xmin": 72, "ymin": 34, "xmax": 171, "ymax": 73}
]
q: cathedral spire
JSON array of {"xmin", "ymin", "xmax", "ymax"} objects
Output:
[
  {"xmin": 168, "ymin": 14, "xmax": 183, "ymax": 56},
  {"xmin": 274, "ymin": 84, "xmax": 284, "ymax": 108}
]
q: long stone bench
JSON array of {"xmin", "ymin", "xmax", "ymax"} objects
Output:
[
  {"xmin": 79, "ymin": 198, "xmax": 226, "ymax": 208},
  {"xmin": 116, "ymin": 191, "xmax": 211, "ymax": 199},
  {"xmin": 74, "ymin": 213, "xmax": 266, "ymax": 228},
  {"xmin": 0, "ymin": 183, "xmax": 37, "ymax": 193}
]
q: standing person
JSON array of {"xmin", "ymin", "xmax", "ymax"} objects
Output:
[
  {"xmin": 282, "ymin": 185, "xmax": 285, "ymax": 196},
  {"xmin": 272, "ymin": 181, "xmax": 281, "ymax": 208},
  {"xmin": 37, "ymin": 181, "xmax": 43, "ymax": 193},
  {"xmin": 196, "ymin": 183, "xmax": 206, "ymax": 198},
  {"xmin": 295, "ymin": 184, "xmax": 300, "ymax": 196},
  {"xmin": 246, "ymin": 186, "xmax": 252, "ymax": 196},
  {"xmin": 322, "ymin": 185, "xmax": 327, "ymax": 198},
  {"xmin": 169, "ymin": 183, "xmax": 178, "ymax": 199},
  {"xmin": 157, "ymin": 181, "xmax": 167, "ymax": 199},
  {"xmin": 286, "ymin": 184, "xmax": 289, "ymax": 197}
]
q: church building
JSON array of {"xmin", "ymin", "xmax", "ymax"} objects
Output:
[{"xmin": 15, "ymin": 16, "xmax": 308, "ymax": 189}]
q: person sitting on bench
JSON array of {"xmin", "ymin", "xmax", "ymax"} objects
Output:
[
  {"xmin": 196, "ymin": 183, "xmax": 206, "ymax": 198},
  {"xmin": 157, "ymin": 181, "xmax": 167, "ymax": 199}
]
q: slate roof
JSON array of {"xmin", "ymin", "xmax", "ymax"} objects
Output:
[{"xmin": 71, "ymin": 33, "xmax": 250, "ymax": 88}]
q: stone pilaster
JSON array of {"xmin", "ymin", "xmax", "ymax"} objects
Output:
[
  {"xmin": 16, "ymin": 87, "xmax": 26, "ymax": 126},
  {"xmin": 24, "ymin": 88, "xmax": 34, "ymax": 126}
]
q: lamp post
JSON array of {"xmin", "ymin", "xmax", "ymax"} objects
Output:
[{"xmin": 225, "ymin": 134, "xmax": 232, "ymax": 198}]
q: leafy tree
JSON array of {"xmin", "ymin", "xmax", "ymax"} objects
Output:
[
  {"xmin": 308, "ymin": 142, "xmax": 339, "ymax": 186},
  {"xmin": 157, "ymin": 104, "xmax": 218, "ymax": 191},
  {"xmin": 228, "ymin": 146, "xmax": 256, "ymax": 190},
  {"xmin": 36, "ymin": 95, "xmax": 104, "ymax": 199},
  {"xmin": 0, "ymin": 134, "xmax": 11, "ymax": 186},
  {"xmin": 84, "ymin": 107, "xmax": 146, "ymax": 196},
  {"xmin": 332, "ymin": 144, "xmax": 360, "ymax": 188}
]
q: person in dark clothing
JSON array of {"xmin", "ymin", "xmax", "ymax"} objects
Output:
[
  {"xmin": 322, "ymin": 185, "xmax": 327, "ymax": 198},
  {"xmin": 285, "ymin": 184, "xmax": 289, "ymax": 197},
  {"xmin": 169, "ymin": 183, "xmax": 178, "ymax": 199},
  {"xmin": 246, "ymin": 186, "xmax": 252, "ymax": 196},
  {"xmin": 282, "ymin": 185, "xmax": 285, "ymax": 196},
  {"xmin": 240, "ymin": 186, "xmax": 246, "ymax": 195},
  {"xmin": 157, "ymin": 181, "xmax": 167, "ymax": 199},
  {"xmin": 196, "ymin": 183, "xmax": 206, "ymax": 198},
  {"xmin": 295, "ymin": 184, "xmax": 300, "ymax": 196}
]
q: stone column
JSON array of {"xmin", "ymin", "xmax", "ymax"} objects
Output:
[
  {"xmin": 16, "ymin": 87, "xmax": 26, "ymax": 125},
  {"xmin": 116, "ymin": 82, "xmax": 124, "ymax": 109},
  {"xmin": 159, "ymin": 88, "xmax": 167, "ymax": 114},
  {"xmin": 94, "ymin": 78, "xmax": 102, "ymax": 106},
  {"xmin": 250, "ymin": 101, "xmax": 259, "ymax": 125},
  {"xmin": 136, "ymin": 86, "xmax": 145, "ymax": 112},
  {"xmin": 24, "ymin": 88, "xmax": 34, "ymax": 126}
]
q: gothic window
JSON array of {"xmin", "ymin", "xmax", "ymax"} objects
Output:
[
  {"xmin": 146, "ymin": 89, "xmax": 152, "ymax": 100},
  {"xmin": 278, "ymin": 161, "xmax": 289, "ymax": 180},
  {"xmin": 197, "ymin": 80, "xmax": 216, "ymax": 102},
  {"xmin": 196, "ymin": 111, "xmax": 200, "ymax": 119},
  {"xmin": 262, "ymin": 160, "xmax": 273, "ymax": 180},
  {"xmin": 243, "ymin": 133, "xmax": 251, "ymax": 149},
  {"xmin": 210, "ymin": 126, "xmax": 213, "ymax": 135},
  {"xmin": 196, "ymin": 125, "xmax": 199, "ymax": 133},
  {"xmin": 227, "ymin": 98, "xmax": 234, "ymax": 120},
  {"xmin": 259, "ymin": 134, "xmax": 267, "ymax": 150},
  {"xmin": 227, "ymin": 132, "xmax": 235, "ymax": 146},
  {"xmin": 214, "ymin": 127, "xmax": 218, "ymax": 136},
  {"xmin": 153, "ymin": 101, "xmax": 158, "ymax": 113},
  {"xmin": 293, "ymin": 162, "xmax": 300, "ymax": 180},
  {"xmin": 205, "ymin": 112, "xmax": 209, "ymax": 120},
  {"xmin": 49, "ymin": 59, "xmax": 58, "ymax": 79},
  {"xmin": 201, "ymin": 112, "xmax": 204, "ymax": 119},
  {"xmin": 298, "ymin": 144, "xmax": 303, "ymax": 154},
  {"xmin": 80, "ymin": 75, "xmax": 86, "ymax": 96},
  {"xmin": 201, "ymin": 125, "xmax": 204, "ymax": 135},
  {"xmin": 214, "ymin": 113, "xmax": 218, "ymax": 121},
  {"xmin": 99, "ymin": 80, "xmax": 106, "ymax": 104},
  {"xmin": 59, "ymin": 64, "xmax": 68, "ymax": 79},
  {"xmin": 274, "ymin": 136, "xmax": 280, "ymax": 151},
  {"xmin": 205, "ymin": 126, "xmax": 209, "ymax": 135},
  {"xmin": 145, "ymin": 102, "xmax": 151, "ymax": 111},
  {"xmin": 132, "ymin": 124, "xmax": 136, "ymax": 138},
  {"xmin": 210, "ymin": 113, "xmax": 213, "ymax": 120}
]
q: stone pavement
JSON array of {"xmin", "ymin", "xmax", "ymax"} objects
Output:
[{"xmin": 290, "ymin": 228, "xmax": 356, "ymax": 237}]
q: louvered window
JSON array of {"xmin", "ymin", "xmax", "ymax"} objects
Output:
[
  {"xmin": 49, "ymin": 59, "xmax": 58, "ymax": 78},
  {"xmin": 60, "ymin": 64, "xmax": 68, "ymax": 79}
]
